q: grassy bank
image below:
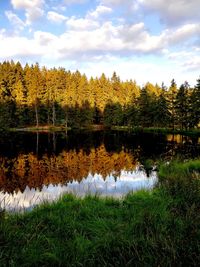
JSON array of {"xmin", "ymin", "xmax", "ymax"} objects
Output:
[
  {"xmin": 8, "ymin": 125, "xmax": 200, "ymax": 136},
  {"xmin": 0, "ymin": 160, "xmax": 200, "ymax": 266},
  {"xmin": 9, "ymin": 124, "xmax": 105, "ymax": 132},
  {"xmin": 112, "ymin": 126, "xmax": 200, "ymax": 136},
  {"xmin": 9, "ymin": 125, "xmax": 71, "ymax": 132}
]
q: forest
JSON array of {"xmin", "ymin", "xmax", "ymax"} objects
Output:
[{"xmin": 0, "ymin": 60, "xmax": 199, "ymax": 130}]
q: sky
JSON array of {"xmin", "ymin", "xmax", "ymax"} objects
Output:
[{"xmin": 0, "ymin": 0, "xmax": 199, "ymax": 87}]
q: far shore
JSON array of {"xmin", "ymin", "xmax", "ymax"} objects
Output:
[{"xmin": 8, "ymin": 125, "xmax": 200, "ymax": 136}]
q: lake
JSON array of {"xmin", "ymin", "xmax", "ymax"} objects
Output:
[{"xmin": 0, "ymin": 131, "xmax": 199, "ymax": 212}]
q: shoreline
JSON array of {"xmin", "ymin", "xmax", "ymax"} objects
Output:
[{"xmin": 7, "ymin": 125, "xmax": 200, "ymax": 136}]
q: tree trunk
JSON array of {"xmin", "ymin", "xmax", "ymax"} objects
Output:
[
  {"xmin": 36, "ymin": 131, "xmax": 39, "ymax": 155},
  {"xmin": 47, "ymin": 101, "xmax": 50, "ymax": 126},
  {"xmin": 35, "ymin": 103, "xmax": 39, "ymax": 127},
  {"xmin": 65, "ymin": 110, "xmax": 68, "ymax": 129},
  {"xmin": 52, "ymin": 102, "xmax": 56, "ymax": 126},
  {"xmin": 53, "ymin": 132, "xmax": 56, "ymax": 151}
]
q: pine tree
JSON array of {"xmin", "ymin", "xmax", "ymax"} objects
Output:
[
  {"xmin": 137, "ymin": 87, "xmax": 153, "ymax": 127},
  {"xmin": 190, "ymin": 77, "xmax": 200, "ymax": 128},
  {"xmin": 0, "ymin": 61, "xmax": 17, "ymax": 128},
  {"xmin": 175, "ymin": 82, "xmax": 190, "ymax": 130},
  {"xmin": 167, "ymin": 79, "xmax": 178, "ymax": 130},
  {"xmin": 24, "ymin": 63, "xmax": 44, "ymax": 127},
  {"xmin": 154, "ymin": 91, "xmax": 170, "ymax": 127}
]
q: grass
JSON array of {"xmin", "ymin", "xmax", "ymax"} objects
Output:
[
  {"xmin": 9, "ymin": 125, "xmax": 71, "ymax": 132},
  {"xmin": 9, "ymin": 124, "xmax": 105, "ymax": 132},
  {"xmin": 0, "ymin": 160, "xmax": 200, "ymax": 266},
  {"xmin": 158, "ymin": 160, "xmax": 200, "ymax": 214},
  {"xmin": 159, "ymin": 159, "xmax": 200, "ymax": 180},
  {"xmin": 112, "ymin": 126, "xmax": 200, "ymax": 136},
  {"xmin": 7, "ymin": 125, "xmax": 200, "ymax": 137}
]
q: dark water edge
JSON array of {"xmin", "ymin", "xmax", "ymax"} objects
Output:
[
  {"xmin": 0, "ymin": 130, "xmax": 199, "ymax": 158},
  {"xmin": 0, "ymin": 130, "xmax": 199, "ymax": 212}
]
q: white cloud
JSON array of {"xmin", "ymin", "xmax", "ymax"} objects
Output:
[
  {"xmin": 11, "ymin": 0, "xmax": 44, "ymax": 9},
  {"xmin": 194, "ymin": 47, "xmax": 200, "ymax": 52},
  {"xmin": 34, "ymin": 31, "xmax": 58, "ymax": 46},
  {"xmin": 66, "ymin": 17, "xmax": 99, "ymax": 30},
  {"xmin": 100, "ymin": 0, "xmax": 200, "ymax": 26},
  {"xmin": 65, "ymin": 4, "xmax": 112, "ymax": 31},
  {"xmin": 25, "ymin": 8, "xmax": 44, "ymax": 25},
  {"xmin": 11, "ymin": 0, "xmax": 44, "ymax": 24},
  {"xmin": 59, "ymin": 21, "xmax": 124, "ymax": 56},
  {"xmin": 0, "ymin": 0, "xmax": 198, "ymax": 87},
  {"xmin": 47, "ymin": 11, "xmax": 67, "ymax": 23},
  {"xmin": 100, "ymin": 0, "xmax": 136, "ymax": 12},
  {"xmin": 88, "ymin": 5, "xmax": 112, "ymax": 19},
  {"xmin": 100, "ymin": 0, "xmax": 125, "ymax": 6},
  {"xmin": 182, "ymin": 57, "xmax": 200, "ymax": 71},
  {"xmin": 140, "ymin": 0, "xmax": 200, "ymax": 26},
  {"xmin": 0, "ymin": 29, "xmax": 6, "ymax": 35},
  {"xmin": 52, "ymin": 5, "xmax": 66, "ymax": 12},
  {"xmin": 61, "ymin": 20, "xmax": 200, "ymax": 56},
  {"xmin": 77, "ymin": 55, "xmax": 196, "ymax": 87},
  {"xmin": 5, "ymin": 10, "xmax": 25, "ymax": 32},
  {"xmin": 164, "ymin": 24, "xmax": 200, "ymax": 45},
  {"xmin": 168, "ymin": 51, "xmax": 194, "ymax": 61},
  {"xmin": 0, "ymin": 4, "xmax": 199, "ymax": 85},
  {"xmin": 0, "ymin": 35, "xmax": 43, "ymax": 58},
  {"xmin": 0, "ymin": 29, "xmax": 198, "ymax": 86},
  {"xmin": 0, "ymin": 20, "xmax": 199, "ymax": 60},
  {"xmin": 167, "ymin": 49, "xmax": 200, "ymax": 73},
  {"xmin": 63, "ymin": 0, "xmax": 89, "ymax": 4}
]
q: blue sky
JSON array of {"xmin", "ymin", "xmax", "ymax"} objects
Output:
[{"xmin": 0, "ymin": 0, "xmax": 199, "ymax": 86}]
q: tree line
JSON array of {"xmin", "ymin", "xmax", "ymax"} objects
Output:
[{"xmin": 0, "ymin": 60, "xmax": 199, "ymax": 130}]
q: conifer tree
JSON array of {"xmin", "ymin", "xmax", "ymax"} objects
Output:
[
  {"xmin": 167, "ymin": 79, "xmax": 178, "ymax": 130},
  {"xmin": 24, "ymin": 63, "xmax": 44, "ymax": 127},
  {"xmin": 137, "ymin": 86, "xmax": 154, "ymax": 127},
  {"xmin": 175, "ymin": 82, "xmax": 190, "ymax": 130},
  {"xmin": 190, "ymin": 77, "xmax": 200, "ymax": 128}
]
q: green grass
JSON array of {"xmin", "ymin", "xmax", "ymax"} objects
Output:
[
  {"xmin": 158, "ymin": 160, "xmax": 200, "ymax": 215},
  {"xmin": 159, "ymin": 159, "xmax": 200, "ymax": 179},
  {"xmin": 0, "ymin": 160, "xmax": 200, "ymax": 266}
]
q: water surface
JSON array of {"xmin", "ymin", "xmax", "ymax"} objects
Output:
[{"xmin": 0, "ymin": 131, "xmax": 199, "ymax": 212}]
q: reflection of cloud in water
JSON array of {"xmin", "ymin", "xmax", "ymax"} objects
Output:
[{"xmin": 0, "ymin": 170, "xmax": 157, "ymax": 212}]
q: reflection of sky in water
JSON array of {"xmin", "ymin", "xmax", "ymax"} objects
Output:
[{"xmin": 0, "ymin": 169, "xmax": 157, "ymax": 212}]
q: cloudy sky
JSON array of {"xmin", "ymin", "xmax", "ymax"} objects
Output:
[{"xmin": 0, "ymin": 0, "xmax": 199, "ymax": 86}]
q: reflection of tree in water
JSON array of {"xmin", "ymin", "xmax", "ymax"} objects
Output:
[
  {"xmin": 0, "ymin": 145, "xmax": 137, "ymax": 194},
  {"xmin": 0, "ymin": 132, "xmax": 199, "ymax": 194},
  {"xmin": 161, "ymin": 135, "xmax": 200, "ymax": 160}
]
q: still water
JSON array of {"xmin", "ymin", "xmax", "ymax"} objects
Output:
[{"xmin": 0, "ymin": 131, "xmax": 199, "ymax": 212}]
